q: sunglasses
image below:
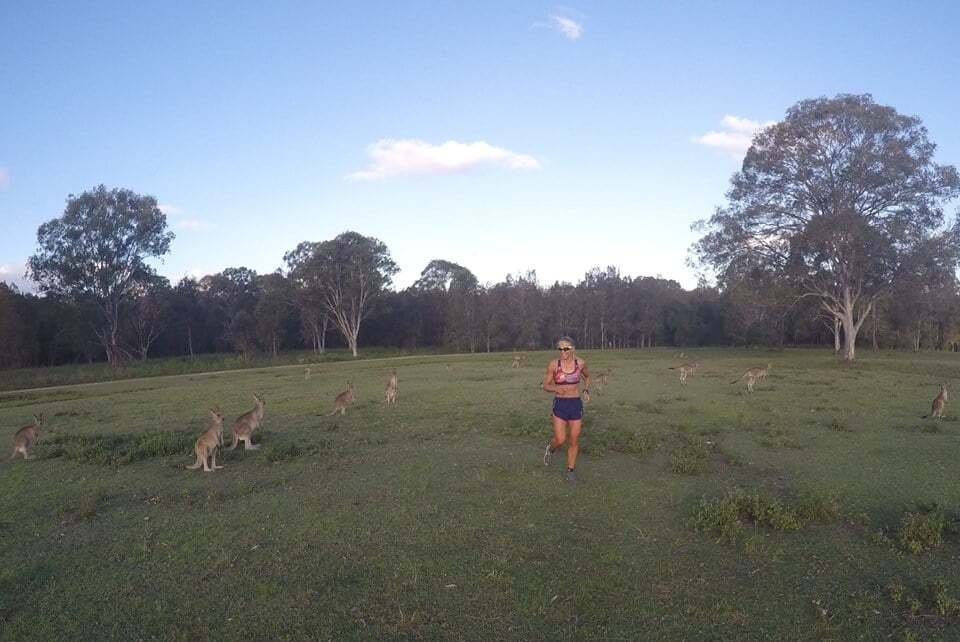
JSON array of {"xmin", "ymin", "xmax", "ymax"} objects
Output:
[{"xmin": 557, "ymin": 347, "xmax": 573, "ymax": 351}]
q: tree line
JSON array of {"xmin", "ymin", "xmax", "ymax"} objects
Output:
[{"xmin": 1, "ymin": 93, "xmax": 958, "ymax": 369}]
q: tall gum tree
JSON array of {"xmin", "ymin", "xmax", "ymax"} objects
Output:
[
  {"xmin": 693, "ymin": 94, "xmax": 960, "ymax": 361},
  {"xmin": 28, "ymin": 185, "xmax": 174, "ymax": 367},
  {"xmin": 284, "ymin": 231, "xmax": 397, "ymax": 357}
]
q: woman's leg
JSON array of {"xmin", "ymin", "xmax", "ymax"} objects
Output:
[
  {"xmin": 550, "ymin": 415, "xmax": 568, "ymax": 451},
  {"xmin": 565, "ymin": 420, "xmax": 582, "ymax": 470}
]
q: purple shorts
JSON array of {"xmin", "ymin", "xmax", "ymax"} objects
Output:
[{"xmin": 552, "ymin": 397, "xmax": 583, "ymax": 421}]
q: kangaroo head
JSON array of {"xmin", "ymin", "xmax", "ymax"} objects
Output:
[
  {"xmin": 33, "ymin": 413, "xmax": 44, "ymax": 427},
  {"xmin": 255, "ymin": 393, "xmax": 265, "ymax": 407},
  {"xmin": 210, "ymin": 407, "xmax": 224, "ymax": 426}
]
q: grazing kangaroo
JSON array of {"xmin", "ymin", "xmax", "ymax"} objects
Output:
[
  {"xmin": 669, "ymin": 361, "xmax": 700, "ymax": 385},
  {"xmin": 593, "ymin": 372, "xmax": 610, "ymax": 394},
  {"xmin": 730, "ymin": 364, "xmax": 771, "ymax": 392},
  {"xmin": 923, "ymin": 383, "xmax": 950, "ymax": 419},
  {"xmin": 329, "ymin": 383, "xmax": 355, "ymax": 416},
  {"xmin": 384, "ymin": 370, "xmax": 398, "ymax": 403},
  {"xmin": 186, "ymin": 408, "xmax": 226, "ymax": 472},
  {"xmin": 10, "ymin": 414, "xmax": 43, "ymax": 461},
  {"xmin": 512, "ymin": 355, "xmax": 526, "ymax": 368},
  {"xmin": 229, "ymin": 394, "xmax": 265, "ymax": 451}
]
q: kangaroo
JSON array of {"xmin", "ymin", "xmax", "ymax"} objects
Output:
[
  {"xmin": 923, "ymin": 383, "xmax": 950, "ymax": 419},
  {"xmin": 229, "ymin": 394, "xmax": 265, "ymax": 451},
  {"xmin": 669, "ymin": 361, "xmax": 700, "ymax": 385},
  {"xmin": 593, "ymin": 372, "xmax": 610, "ymax": 394},
  {"xmin": 329, "ymin": 383, "xmax": 355, "ymax": 416},
  {"xmin": 10, "ymin": 414, "xmax": 43, "ymax": 461},
  {"xmin": 384, "ymin": 370, "xmax": 398, "ymax": 403},
  {"xmin": 512, "ymin": 355, "xmax": 526, "ymax": 368},
  {"xmin": 304, "ymin": 367, "xmax": 312, "ymax": 381},
  {"xmin": 730, "ymin": 364, "xmax": 771, "ymax": 393},
  {"xmin": 186, "ymin": 408, "xmax": 226, "ymax": 472}
]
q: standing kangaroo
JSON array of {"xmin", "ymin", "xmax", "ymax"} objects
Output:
[
  {"xmin": 923, "ymin": 383, "xmax": 950, "ymax": 419},
  {"xmin": 384, "ymin": 370, "xmax": 398, "ymax": 403},
  {"xmin": 669, "ymin": 362, "xmax": 700, "ymax": 386},
  {"xmin": 229, "ymin": 394, "xmax": 265, "ymax": 451},
  {"xmin": 329, "ymin": 383, "xmax": 355, "ymax": 416},
  {"xmin": 10, "ymin": 414, "xmax": 43, "ymax": 461},
  {"xmin": 186, "ymin": 408, "xmax": 226, "ymax": 472},
  {"xmin": 731, "ymin": 364, "xmax": 771, "ymax": 393}
]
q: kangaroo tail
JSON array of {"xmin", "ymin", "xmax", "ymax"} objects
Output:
[
  {"xmin": 729, "ymin": 378, "xmax": 740, "ymax": 385},
  {"xmin": 668, "ymin": 367, "xmax": 677, "ymax": 370}
]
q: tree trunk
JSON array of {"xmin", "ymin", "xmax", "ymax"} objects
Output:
[
  {"xmin": 320, "ymin": 315, "xmax": 329, "ymax": 353},
  {"xmin": 187, "ymin": 324, "xmax": 194, "ymax": 358},
  {"xmin": 833, "ymin": 317, "xmax": 841, "ymax": 354}
]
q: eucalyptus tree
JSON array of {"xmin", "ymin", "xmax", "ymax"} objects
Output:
[
  {"xmin": 693, "ymin": 94, "xmax": 960, "ymax": 360},
  {"xmin": 284, "ymin": 232, "xmax": 397, "ymax": 357},
  {"xmin": 413, "ymin": 259, "xmax": 480, "ymax": 351},
  {"xmin": 28, "ymin": 185, "xmax": 174, "ymax": 367}
]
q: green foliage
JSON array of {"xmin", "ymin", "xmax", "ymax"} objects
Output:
[
  {"xmin": 670, "ymin": 438, "xmax": 711, "ymax": 475},
  {"xmin": 27, "ymin": 185, "xmax": 175, "ymax": 367},
  {"xmin": 897, "ymin": 505, "xmax": 946, "ymax": 554},
  {"xmin": 44, "ymin": 430, "xmax": 195, "ymax": 466},
  {"xmin": 795, "ymin": 490, "xmax": 841, "ymax": 522},
  {"xmin": 888, "ymin": 576, "xmax": 960, "ymax": 618},
  {"xmin": 690, "ymin": 489, "xmax": 805, "ymax": 542}
]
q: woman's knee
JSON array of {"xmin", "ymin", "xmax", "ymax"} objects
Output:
[{"xmin": 553, "ymin": 433, "xmax": 567, "ymax": 446}]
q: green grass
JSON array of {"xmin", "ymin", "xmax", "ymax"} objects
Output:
[
  {"xmin": 3, "ymin": 348, "xmax": 960, "ymax": 640},
  {"xmin": 0, "ymin": 346, "xmax": 444, "ymax": 392}
]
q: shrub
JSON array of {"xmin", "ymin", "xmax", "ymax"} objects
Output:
[
  {"xmin": 796, "ymin": 491, "xmax": 841, "ymax": 522},
  {"xmin": 897, "ymin": 506, "xmax": 945, "ymax": 554},
  {"xmin": 670, "ymin": 440, "xmax": 711, "ymax": 475},
  {"xmin": 44, "ymin": 430, "xmax": 195, "ymax": 466},
  {"xmin": 690, "ymin": 490, "xmax": 803, "ymax": 542}
]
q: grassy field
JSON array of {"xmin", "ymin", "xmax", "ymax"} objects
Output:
[
  {"xmin": 2, "ymin": 348, "xmax": 960, "ymax": 640},
  {"xmin": 0, "ymin": 347, "xmax": 441, "ymax": 393}
]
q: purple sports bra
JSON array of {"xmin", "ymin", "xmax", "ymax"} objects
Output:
[{"xmin": 554, "ymin": 358, "xmax": 581, "ymax": 385}]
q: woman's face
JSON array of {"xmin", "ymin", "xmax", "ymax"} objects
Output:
[{"xmin": 557, "ymin": 341, "xmax": 574, "ymax": 360}]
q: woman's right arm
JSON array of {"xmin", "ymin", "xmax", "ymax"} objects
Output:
[{"xmin": 542, "ymin": 362, "xmax": 556, "ymax": 393}]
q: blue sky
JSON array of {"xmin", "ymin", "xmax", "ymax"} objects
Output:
[{"xmin": 1, "ymin": 1, "xmax": 958, "ymax": 291}]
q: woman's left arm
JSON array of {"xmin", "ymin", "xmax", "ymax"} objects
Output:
[{"xmin": 581, "ymin": 362, "xmax": 591, "ymax": 402}]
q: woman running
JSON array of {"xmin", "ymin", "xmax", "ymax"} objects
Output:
[{"xmin": 542, "ymin": 336, "xmax": 590, "ymax": 483}]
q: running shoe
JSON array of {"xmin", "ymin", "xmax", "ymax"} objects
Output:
[
  {"xmin": 543, "ymin": 444, "xmax": 553, "ymax": 466},
  {"xmin": 565, "ymin": 469, "xmax": 578, "ymax": 484}
]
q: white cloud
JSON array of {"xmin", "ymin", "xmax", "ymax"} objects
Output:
[
  {"xmin": 0, "ymin": 168, "xmax": 9, "ymax": 188},
  {"xmin": 551, "ymin": 14, "xmax": 583, "ymax": 40},
  {"xmin": 158, "ymin": 203, "xmax": 181, "ymax": 216},
  {"xmin": 347, "ymin": 139, "xmax": 542, "ymax": 181},
  {"xmin": 0, "ymin": 261, "xmax": 36, "ymax": 292},
  {"xmin": 175, "ymin": 219, "xmax": 213, "ymax": 231},
  {"xmin": 693, "ymin": 115, "xmax": 776, "ymax": 157}
]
